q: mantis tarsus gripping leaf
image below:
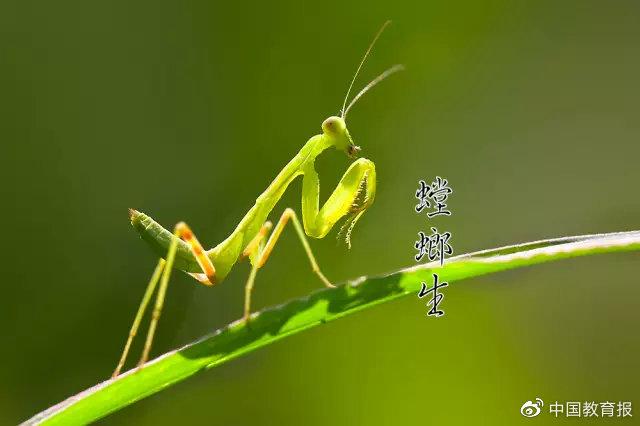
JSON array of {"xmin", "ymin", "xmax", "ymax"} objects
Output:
[{"xmin": 112, "ymin": 21, "xmax": 403, "ymax": 378}]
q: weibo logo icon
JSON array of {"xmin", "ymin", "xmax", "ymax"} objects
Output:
[{"xmin": 520, "ymin": 398, "xmax": 544, "ymax": 418}]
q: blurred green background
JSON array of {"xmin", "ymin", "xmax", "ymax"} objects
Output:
[{"xmin": 2, "ymin": 0, "xmax": 639, "ymax": 424}]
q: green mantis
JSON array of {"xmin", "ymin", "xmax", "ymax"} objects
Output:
[{"xmin": 112, "ymin": 22, "xmax": 403, "ymax": 378}]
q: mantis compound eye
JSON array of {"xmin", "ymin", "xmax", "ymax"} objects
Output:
[{"xmin": 322, "ymin": 116, "xmax": 345, "ymax": 134}]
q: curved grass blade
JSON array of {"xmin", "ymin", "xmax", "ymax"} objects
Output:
[{"xmin": 23, "ymin": 230, "xmax": 640, "ymax": 425}]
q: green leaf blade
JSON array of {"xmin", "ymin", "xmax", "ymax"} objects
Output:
[{"xmin": 23, "ymin": 230, "xmax": 640, "ymax": 425}]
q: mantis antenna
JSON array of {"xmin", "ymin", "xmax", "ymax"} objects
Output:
[
  {"xmin": 343, "ymin": 64, "xmax": 405, "ymax": 118},
  {"xmin": 340, "ymin": 20, "xmax": 392, "ymax": 118}
]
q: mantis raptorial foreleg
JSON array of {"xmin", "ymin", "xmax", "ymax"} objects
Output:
[
  {"xmin": 303, "ymin": 158, "xmax": 376, "ymax": 246},
  {"xmin": 242, "ymin": 208, "xmax": 334, "ymax": 323},
  {"xmin": 112, "ymin": 221, "xmax": 215, "ymax": 377}
]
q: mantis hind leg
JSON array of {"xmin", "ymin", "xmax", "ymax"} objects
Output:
[
  {"xmin": 242, "ymin": 208, "xmax": 334, "ymax": 323},
  {"xmin": 112, "ymin": 221, "xmax": 216, "ymax": 378},
  {"xmin": 111, "ymin": 258, "xmax": 165, "ymax": 378}
]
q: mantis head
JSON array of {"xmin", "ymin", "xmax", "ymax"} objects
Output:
[{"xmin": 322, "ymin": 116, "xmax": 360, "ymax": 158}]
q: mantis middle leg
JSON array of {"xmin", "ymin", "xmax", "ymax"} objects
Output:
[{"xmin": 242, "ymin": 208, "xmax": 334, "ymax": 323}]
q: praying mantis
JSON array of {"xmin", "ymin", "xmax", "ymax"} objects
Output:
[{"xmin": 112, "ymin": 21, "xmax": 403, "ymax": 378}]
